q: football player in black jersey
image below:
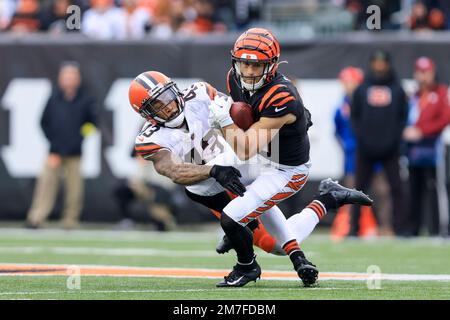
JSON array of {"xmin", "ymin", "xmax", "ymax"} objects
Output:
[{"xmin": 209, "ymin": 28, "xmax": 373, "ymax": 288}]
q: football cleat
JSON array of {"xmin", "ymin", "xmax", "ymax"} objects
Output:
[
  {"xmin": 318, "ymin": 178, "xmax": 373, "ymax": 207},
  {"xmin": 293, "ymin": 254, "xmax": 319, "ymax": 287},
  {"xmin": 216, "ymin": 261, "xmax": 261, "ymax": 288},
  {"xmin": 216, "ymin": 235, "xmax": 233, "ymax": 254}
]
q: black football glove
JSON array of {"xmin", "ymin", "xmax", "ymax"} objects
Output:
[{"xmin": 210, "ymin": 165, "xmax": 246, "ymax": 197}]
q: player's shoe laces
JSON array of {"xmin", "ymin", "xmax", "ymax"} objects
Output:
[
  {"xmin": 318, "ymin": 178, "xmax": 373, "ymax": 206},
  {"xmin": 293, "ymin": 252, "xmax": 319, "ymax": 287},
  {"xmin": 216, "ymin": 260, "xmax": 261, "ymax": 288},
  {"xmin": 216, "ymin": 235, "xmax": 233, "ymax": 254}
]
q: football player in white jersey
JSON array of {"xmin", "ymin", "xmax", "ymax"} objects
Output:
[{"xmin": 129, "ymin": 71, "xmax": 373, "ymax": 288}]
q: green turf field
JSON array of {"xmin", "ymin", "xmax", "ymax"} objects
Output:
[{"xmin": 0, "ymin": 227, "xmax": 449, "ymax": 300}]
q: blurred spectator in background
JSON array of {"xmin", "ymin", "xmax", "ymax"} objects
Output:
[
  {"xmin": 179, "ymin": 0, "xmax": 221, "ymax": 35},
  {"xmin": 0, "ymin": 0, "xmax": 261, "ymax": 36},
  {"xmin": 233, "ymin": 0, "xmax": 262, "ymax": 30},
  {"xmin": 25, "ymin": 62, "xmax": 97, "ymax": 229},
  {"xmin": 135, "ymin": 0, "xmax": 158, "ymax": 16},
  {"xmin": 6, "ymin": 0, "xmax": 41, "ymax": 32},
  {"xmin": 0, "ymin": 0, "xmax": 16, "ymax": 30},
  {"xmin": 113, "ymin": 154, "xmax": 177, "ymax": 231},
  {"xmin": 40, "ymin": 0, "xmax": 79, "ymax": 34},
  {"xmin": 147, "ymin": 0, "xmax": 185, "ymax": 38},
  {"xmin": 436, "ymin": 0, "xmax": 450, "ymax": 29},
  {"xmin": 149, "ymin": 0, "xmax": 222, "ymax": 38},
  {"xmin": 350, "ymin": 50, "xmax": 409, "ymax": 237},
  {"xmin": 408, "ymin": 0, "xmax": 446, "ymax": 31},
  {"xmin": 334, "ymin": 66, "xmax": 365, "ymax": 188},
  {"xmin": 333, "ymin": 66, "xmax": 392, "ymax": 238},
  {"xmin": 346, "ymin": 0, "xmax": 402, "ymax": 30},
  {"xmin": 212, "ymin": 0, "xmax": 236, "ymax": 31},
  {"xmin": 82, "ymin": 0, "xmax": 126, "ymax": 39},
  {"xmin": 120, "ymin": 0, "xmax": 152, "ymax": 39},
  {"xmin": 403, "ymin": 57, "xmax": 450, "ymax": 236}
]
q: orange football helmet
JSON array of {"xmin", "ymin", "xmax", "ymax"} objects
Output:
[
  {"xmin": 231, "ymin": 27, "xmax": 280, "ymax": 91},
  {"xmin": 128, "ymin": 71, "xmax": 185, "ymax": 127}
]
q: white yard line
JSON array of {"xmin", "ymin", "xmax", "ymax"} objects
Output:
[
  {"xmin": 1, "ymin": 263, "xmax": 450, "ymax": 282},
  {"xmin": 0, "ymin": 287, "xmax": 358, "ymax": 296},
  {"xmin": 0, "ymin": 228, "xmax": 220, "ymax": 242},
  {"xmin": 1, "ymin": 228, "xmax": 449, "ymax": 246},
  {"xmin": 0, "ymin": 245, "xmax": 292, "ymax": 258},
  {"xmin": 0, "ymin": 246, "xmax": 220, "ymax": 257}
]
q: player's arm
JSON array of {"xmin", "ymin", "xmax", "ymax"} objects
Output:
[
  {"xmin": 221, "ymin": 114, "xmax": 295, "ymax": 160},
  {"xmin": 148, "ymin": 149, "xmax": 246, "ymax": 196},
  {"xmin": 208, "ymin": 91, "xmax": 297, "ymax": 160},
  {"xmin": 151, "ymin": 149, "xmax": 210, "ymax": 185}
]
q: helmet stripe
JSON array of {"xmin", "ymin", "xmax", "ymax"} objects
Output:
[
  {"xmin": 143, "ymin": 73, "xmax": 160, "ymax": 86},
  {"xmin": 239, "ymin": 38, "xmax": 270, "ymax": 49},
  {"xmin": 246, "ymin": 32, "xmax": 273, "ymax": 42},
  {"xmin": 146, "ymin": 72, "xmax": 165, "ymax": 84},
  {"xmin": 239, "ymin": 36, "xmax": 272, "ymax": 46},
  {"xmin": 136, "ymin": 74, "xmax": 156, "ymax": 90}
]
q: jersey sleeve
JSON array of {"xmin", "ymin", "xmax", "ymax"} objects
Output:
[
  {"xmin": 184, "ymin": 81, "xmax": 218, "ymax": 102},
  {"xmin": 226, "ymin": 68, "xmax": 241, "ymax": 102},
  {"xmin": 258, "ymin": 84, "xmax": 300, "ymax": 118},
  {"xmin": 202, "ymin": 82, "xmax": 217, "ymax": 101},
  {"xmin": 134, "ymin": 123, "xmax": 171, "ymax": 160}
]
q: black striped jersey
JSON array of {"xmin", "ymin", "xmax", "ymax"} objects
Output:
[
  {"xmin": 134, "ymin": 82, "xmax": 231, "ymax": 164},
  {"xmin": 227, "ymin": 69, "xmax": 310, "ymax": 166}
]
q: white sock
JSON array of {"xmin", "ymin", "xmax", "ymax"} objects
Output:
[
  {"xmin": 287, "ymin": 207, "xmax": 321, "ymax": 244},
  {"xmin": 259, "ymin": 206, "xmax": 297, "ymax": 246}
]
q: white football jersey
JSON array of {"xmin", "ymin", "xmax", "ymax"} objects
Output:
[{"xmin": 134, "ymin": 82, "xmax": 231, "ymax": 164}]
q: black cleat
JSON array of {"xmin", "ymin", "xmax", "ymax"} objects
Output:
[
  {"xmin": 216, "ymin": 261, "xmax": 261, "ymax": 288},
  {"xmin": 318, "ymin": 178, "xmax": 373, "ymax": 207},
  {"xmin": 293, "ymin": 255, "xmax": 319, "ymax": 287},
  {"xmin": 216, "ymin": 235, "xmax": 233, "ymax": 254}
]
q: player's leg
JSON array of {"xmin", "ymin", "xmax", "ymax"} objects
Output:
[
  {"xmin": 222, "ymin": 164, "xmax": 318, "ymax": 287},
  {"xmin": 185, "ymin": 185, "xmax": 275, "ymax": 253},
  {"xmin": 219, "ymin": 178, "xmax": 373, "ymax": 259},
  {"xmin": 185, "ymin": 149, "xmax": 279, "ymax": 255},
  {"xmin": 350, "ymin": 152, "xmax": 375, "ymax": 236},
  {"xmin": 61, "ymin": 156, "xmax": 83, "ymax": 229},
  {"xmin": 217, "ymin": 208, "xmax": 261, "ymax": 287},
  {"xmin": 26, "ymin": 157, "xmax": 62, "ymax": 227}
]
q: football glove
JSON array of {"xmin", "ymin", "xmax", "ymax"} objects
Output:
[
  {"xmin": 210, "ymin": 165, "xmax": 246, "ymax": 197},
  {"xmin": 208, "ymin": 95, "xmax": 234, "ymax": 129}
]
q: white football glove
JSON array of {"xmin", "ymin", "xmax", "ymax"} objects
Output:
[{"xmin": 208, "ymin": 95, "xmax": 234, "ymax": 129}]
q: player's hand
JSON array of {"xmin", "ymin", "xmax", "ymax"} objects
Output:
[
  {"xmin": 210, "ymin": 165, "xmax": 246, "ymax": 197},
  {"xmin": 208, "ymin": 95, "xmax": 234, "ymax": 128}
]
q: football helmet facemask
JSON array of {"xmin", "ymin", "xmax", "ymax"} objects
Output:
[
  {"xmin": 231, "ymin": 27, "xmax": 280, "ymax": 92},
  {"xmin": 129, "ymin": 71, "xmax": 185, "ymax": 128}
]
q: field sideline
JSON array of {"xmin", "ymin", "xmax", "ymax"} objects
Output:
[{"xmin": 0, "ymin": 227, "xmax": 449, "ymax": 300}]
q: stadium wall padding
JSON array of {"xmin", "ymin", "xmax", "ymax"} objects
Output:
[{"xmin": 0, "ymin": 34, "xmax": 449, "ymax": 223}]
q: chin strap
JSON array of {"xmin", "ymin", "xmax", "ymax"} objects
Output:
[
  {"xmin": 164, "ymin": 112, "xmax": 185, "ymax": 128},
  {"xmin": 241, "ymin": 76, "xmax": 265, "ymax": 91},
  {"xmin": 235, "ymin": 61, "xmax": 276, "ymax": 92}
]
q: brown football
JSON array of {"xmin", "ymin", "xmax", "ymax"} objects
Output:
[{"xmin": 230, "ymin": 101, "xmax": 254, "ymax": 131}]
